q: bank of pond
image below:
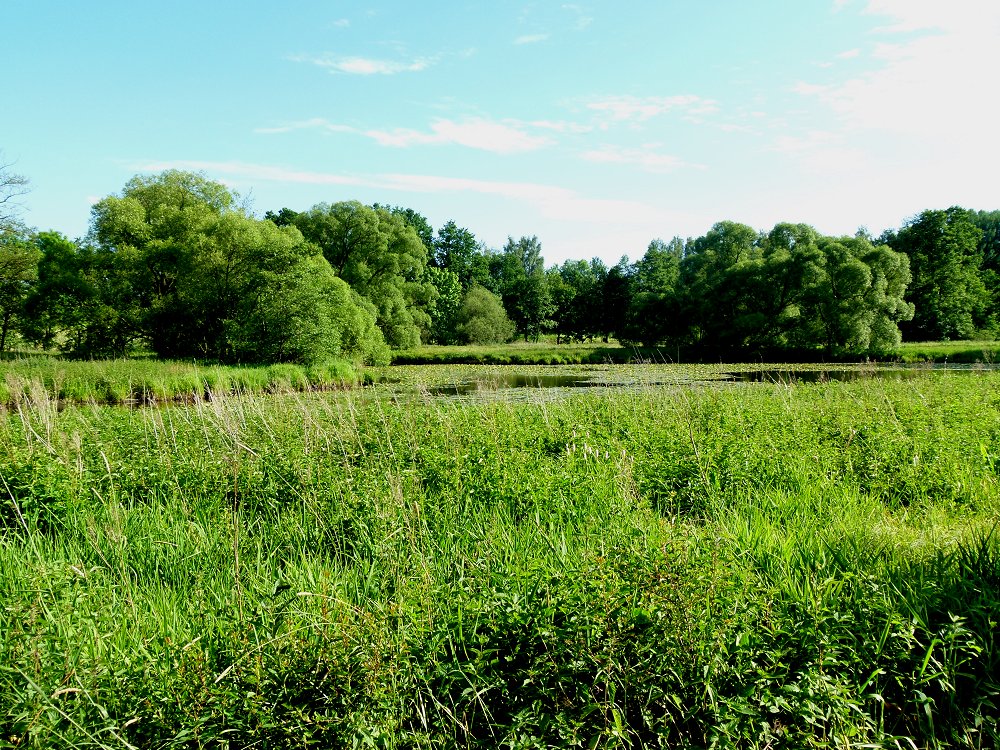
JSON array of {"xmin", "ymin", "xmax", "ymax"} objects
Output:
[
  {"xmin": 1, "ymin": 369, "xmax": 998, "ymax": 747},
  {"xmin": 1, "ymin": 347, "xmax": 999, "ymax": 408}
]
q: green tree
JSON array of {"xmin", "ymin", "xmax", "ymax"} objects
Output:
[
  {"xmin": 598, "ymin": 258, "xmax": 634, "ymax": 342},
  {"xmin": 889, "ymin": 207, "xmax": 986, "ymax": 340},
  {"xmin": 91, "ymin": 171, "xmax": 386, "ymax": 363},
  {"xmin": 681, "ymin": 222, "xmax": 763, "ymax": 349},
  {"xmin": 433, "ymin": 221, "xmax": 481, "ymax": 290},
  {"xmin": 374, "ymin": 204, "xmax": 434, "ymax": 253},
  {"xmin": 973, "ymin": 210, "xmax": 1000, "ymax": 335},
  {"xmin": 455, "ymin": 285, "xmax": 515, "ymax": 344},
  {"xmin": 0, "ymin": 223, "xmax": 39, "ymax": 352},
  {"xmin": 294, "ymin": 202, "xmax": 434, "ymax": 349},
  {"xmin": 624, "ymin": 238, "xmax": 685, "ymax": 346},
  {"xmin": 802, "ymin": 235, "xmax": 913, "ymax": 355},
  {"xmin": 263, "ymin": 207, "xmax": 300, "ymax": 227},
  {"xmin": 498, "ymin": 236, "xmax": 553, "ymax": 341},
  {"xmin": 423, "ymin": 266, "xmax": 463, "ymax": 344},
  {"xmin": 546, "ymin": 267, "xmax": 576, "ymax": 344},
  {"xmin": 21, "ymin": 232, "xmax": 129, "ymax": 355}
]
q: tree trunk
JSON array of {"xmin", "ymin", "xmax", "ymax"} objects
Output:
[{"xmin": 0, "ymin": 310, "xmax": 10, "ymax": 353}]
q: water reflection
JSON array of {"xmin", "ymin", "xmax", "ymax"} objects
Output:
[
  {"xmin": 422, "ymin": 364, "xmax": 997, "ymax": 398},
  {"xmin": 429, "ymin": 373, "xmax": 595, "ymax": 396}
]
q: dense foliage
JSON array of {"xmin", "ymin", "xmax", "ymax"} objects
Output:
[
  {"xmin": 1, "ymin": 370, "xmax": 998, "ymax": 747},
  {"xmin": 1, "ymin": 165, "xmax": 998, "ymax": 359}
]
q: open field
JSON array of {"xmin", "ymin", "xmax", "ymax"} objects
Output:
[{"xmin": 1, "ymin": 368, "xmax": 999, "ymax": 747}]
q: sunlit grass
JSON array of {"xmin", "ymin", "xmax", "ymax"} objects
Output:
[
  {"xmin": 0, "ymin": 355, "xmax": 358, "ymax": 406},
  {"xmin": 1, "ymin": 371, "xmax": 998, "ymax": 747}
]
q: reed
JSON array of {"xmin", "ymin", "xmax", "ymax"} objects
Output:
[{"xmin": 1, "ymin": 371, "xmax": 997, "ymax": 747}]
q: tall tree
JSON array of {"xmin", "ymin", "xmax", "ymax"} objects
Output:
[
  {"xmin": 0, "ymin": 155, "xmax": 30, "ymax": 227},
  {"xmin": 681, "ymin": 222, "xmax": 761, "ymax": 349},
  {"xmin": 423, "ymin": 266, "xmax": 463, "ymax": 344},
  {"xmin": 91, "ymin": 171, "xmax": 385, "ymax": 363},
  {"xmin": 801, "ymin": 235, "xmax": 913, "ymax": 355},
  {"xmin": 432, "ymin": 221, "xmax": 481, "ymax": 290},
  {"xmin": 373, "ymin": 204, "xmax": 434, "ymax": 253},
  {"xmin": 294, "ymin": 202, "xmax": 434, "ymax": 348},
  {"xmin": 973, "ymin": 210, "xmax": 1000, "ymax": 334},
  {"xmin": 623, "ymin": 238, "xmax": 685, "ymax": 346},
  {"xmin": 0, "ymin": 223, "xmax": 39, "ymax": 352},
  {"xmin": 498, "ymin": 236, "xmax": 552, "ymax": 341},
  {"xmin": 889, "ymin": 207, "xmax": 986, "ymax": 340},
  {"xmin": 21, "ymin": 232, "xmax": 127, "ymax": 355}
]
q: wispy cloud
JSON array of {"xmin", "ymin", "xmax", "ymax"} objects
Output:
[
  {"xmin": 562, "ymin": 4, "xmax": 594, "ymax": 30},
  {"xmin": 795, "ymin": 1, "xmax": 1000, "ymax": 144},
  {"xmin": 585, "ymin": 95, "xmax": 720, "ymax": 122},
  {"xmin": 513, "ymin": 33, "xmax": 550, "ymax": 45},
  {"xmin": 256, "ymin": 117, "xmax": 553, "ymax": 154},
  {"xmin": 581, "ymin": 144, "xmax": 694, "ymax": 173},
  {"xmin": 254, "ymin": 118, "xmax": 355, "ymax": 135},
  {"xmin": 289, "ymin": 53, "xmax": 433, "ymax": 75},
  {"xmin": 380, "ymin": 173, "xmax": 657, "ymax": 223},
  {"xmin": 836, "ymin": 48, "xmax": 861, "ymax": 59},
  {"xmin": 130, "ymin": 160, "xmax": 657, "ymax": 224},
  {"xmin": 133, "ymin": 160, "xmax": 366, "ymax": 188},
  {"xmin": 330, "ymin": 18, "xmax": 350, "ymax": 28},
  {"xmin": 524, "ymin": 119, "xmax": 593, "ymax": 134}
]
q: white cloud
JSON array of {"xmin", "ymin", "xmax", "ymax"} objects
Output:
[
  {"xmin": 524, "ymin": 119, "xmax": 593, "ymax": 134},
  {"xmin": 513, "ymin": 33, "xmax": 549, "ymax": 45},
  {"xmin": 130, "ymin": 160, "xmax": 658, "ymax": 227},
  {"xmin": 586, "ymin": 95, "xmax": 719, "ymax": 122},
  {"xmin": 797, "ymin": 2, "xmax": 1000, "ymax": 144},
  {"xmin": 257, "ymin": 116, "xmax": 553, "ymax": 154},
  {"xmin": 380, "ymin": 173, "xmax": 658, "ymax": 223},
  {"xmin": 133, "ymin": 160, "xmax": 366, "ymax": 188},
  {"xmin": 424, "ymin": 118, "xmax": 552, "ymax": 152},
  {"xmin": 562, "ymin": 4, "xmax": 594, "ymax": 30},
  {"xmin": 581, "ymin": 144, "xmax": 692, "ymax": 173},
  {"xmin": 330, "ymin": 18, "xmax": 350, "ymax": 28},
  {"xmin": 775, "ymin": 1, "xmax": 1000, "ymax": 210},
  {"xmin": 254, "ymin": 118, "xmax": 355, "ymax": 135},
  {"xmin": 836, "ymin": 48, "xmax": 861, "ymax": 59},
  {"xmin": 289, "ymin": 54, "xmax": 433, "ymax": 75}
]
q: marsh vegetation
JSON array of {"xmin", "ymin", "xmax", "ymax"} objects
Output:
[{"xmin": 1, "ymin": 365, "xmax": 998, "ymax": 748}]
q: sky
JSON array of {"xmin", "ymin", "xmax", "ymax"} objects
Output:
[{"xmin": 3, "ymin": 0, "xmax": 999, "ymax": 265}]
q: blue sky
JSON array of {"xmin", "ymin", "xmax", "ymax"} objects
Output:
[{"xmin": 3, "ymin": 0, "xmax": 998, "ymax": 264}]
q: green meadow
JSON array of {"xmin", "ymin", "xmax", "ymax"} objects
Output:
[{"xmin": 1, "ymin": 365, "xmax": 998, "ymax": 748}]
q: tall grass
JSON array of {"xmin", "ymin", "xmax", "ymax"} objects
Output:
[
  {"xmin": 896, "ymin": 340, "xmax": 1000, "ymax": 364},
  {"xmin": 1, "ymin": 372, "xmax": 998, "ymax": 747},
  {"xmin": 0, "ymin": 356, "xmax": 358, "ymax": 406}
]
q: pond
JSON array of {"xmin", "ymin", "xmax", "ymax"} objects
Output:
[{"xmin": 396, "ymin": 363, "xmax": 1000, "ymax": 400}]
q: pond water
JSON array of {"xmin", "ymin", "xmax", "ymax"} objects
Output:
[
  {"xmin": 418, "ymin": 364, "xmax": 998, "ymax": 398},
  {"xmin": 429, "ymin": 373, "xmax": 597, "ymax": 396}
]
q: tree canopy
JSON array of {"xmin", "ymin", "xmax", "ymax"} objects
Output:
[{"xmin": 5, "ymin": 165, "xmax": 1000, "ymax": 361}]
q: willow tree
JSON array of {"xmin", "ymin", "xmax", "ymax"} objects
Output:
[
  {"xmin": 294, "ymin": 202, "xmax": 435, "ymax": 349},
  {"xmin": 91, "ymin": 171, "xmax": 385, "ymax": 363}
]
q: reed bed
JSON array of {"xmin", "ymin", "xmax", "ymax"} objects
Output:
[
  {"xmin": 0, "ymin": 357, "xmax": 358, "ymax": 407},
  {"xmin": 1, "ymin": 371, "xmax": 998, "ymax": 748}
]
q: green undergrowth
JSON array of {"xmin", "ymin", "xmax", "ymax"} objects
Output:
[
  {"xmin": 896, "ymin": 340, "xmax": 1000, "ymax": 364},
  {"xmin": 397, "ymin": 340, "xmax": 1000, "ymax": 367},
  {"xmin": 391, "ymin": 342, "xmax": 638, "ymax": 365},
  {"xmin": 0, "ymin": 356, "xmax": 358, "ymax": 406},
  {"xmin": 1, "ymin": 373, "xmax": 999, "ymax": 747}
]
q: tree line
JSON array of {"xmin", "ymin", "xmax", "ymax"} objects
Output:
[{"xmin": 1, "ymin": 167, "xmax": 998, "ymax": 363}]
